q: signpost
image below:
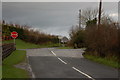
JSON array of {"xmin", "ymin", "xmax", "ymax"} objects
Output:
[
  {"xmin": 58, "ymin": 36, "xmax": 62, "ymax": 47},
  {"xmin": 11, "ymin": 31, "xmax": 18, "ymax": 45}
]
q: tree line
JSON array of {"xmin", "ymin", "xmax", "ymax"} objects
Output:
[{"xmin": 2, "ymin": 21, "xmax": 59, "ymax": 45}]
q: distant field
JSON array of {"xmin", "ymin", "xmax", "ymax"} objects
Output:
[
  {"xmin": 3, "ymin": 39, "xmax": 59, "ymax": 49},
  {"xmin": 58, "ymin": 46, "xmax": 73, "ymax": 49}
]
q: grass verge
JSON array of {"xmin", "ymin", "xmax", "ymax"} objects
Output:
[
  {"xmin": 3, "ymin": 39, "xmax": 59, "ymax": 49},
  {"xmin": 2, "ymin": 50, "xmax": 29, "ymax": 78},
  {"xmin": 83, "ymin": 54, "xmax": 120, "ymax": 68},
  {"xmin": 2, "ymin": 39, "xmax": 59, "ymax": 78},
  {"xmin": 58, "ymin": 47, "xmax": 73, "ymax": 49}
]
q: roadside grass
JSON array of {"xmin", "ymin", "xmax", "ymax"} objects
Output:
[
  {"xmin": 42, "ymin": 43, "xmax": 59, "ymax": 48},
  {"xmin": 3, "ymin": 50, "xmax": 26, "ymax": 65},
  {"xmin": 83, "ymin": 54, "xmax": 120, "ymax": 68},
  {"xmin": 58, "ymin": 47, "xmax": 86, "ymax": 50},
  {"xmin": 2, "ymin": 39, "xmax": 59, "ymax": 78},
  {"xmin": 3, "ymin": 39, "xmax": 59, "ymax": 49},
  {"xmin": 2, "ymin": 50, "xmax": 29, "ymax": 78},
  {"xmin": 2, "ymin": 65, "xmax": 29, "ymax": 78},
  {"xmin": 58, "ymin": 46, "xmax": 73, "ymax": 49}
]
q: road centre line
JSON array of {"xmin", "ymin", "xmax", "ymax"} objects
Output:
[
  {"xmin": 51, "ymin": 50, "xmax": 94, "ymax": 79},
  {"xmin": 51, "ymin": 51, "xmax": 67, "ymax": 64},
  {"xmin": 72, "ymin": 67, "xmax": 95, "ymax": 80},
  {"xmin": 57, "ymin": 57, "xmax": 67, "ymax": 64},
  {"xmin": 51, "ymin": 51, "xmax": 57, "ymax": 56}
]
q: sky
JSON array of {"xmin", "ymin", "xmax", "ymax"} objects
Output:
[
  {"xmin": 1, "ymin": 0, "xmax": 119, "ymax": 2},
  {"xmin": 2, "ymin": 2, "xmax": 118, "ymax": 38}
]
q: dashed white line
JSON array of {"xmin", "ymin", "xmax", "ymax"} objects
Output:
[
  {"xmin": 51, "ymin": 51, "xmax": 67, "ymax": 64},
  {"xmin": 58, "ymin": 57, "xmax": 67, "ymax": 64},
  {"xmin": 72, "ymin": 67, "xmax": 95, "ymax": 80},
  {"xmin": 51, "ymin": 51, "xmax": 57, "ymax": 56},
  {"xmin": 51, "ymin": 50, "xmax": 94, "ymax": 80}
]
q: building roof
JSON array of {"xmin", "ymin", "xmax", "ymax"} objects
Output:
[{"xmin": 61, "ymin": 36, "xmax": 69, "ymax": 43}]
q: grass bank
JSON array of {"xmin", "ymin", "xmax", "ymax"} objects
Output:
[
  {"xmin": 2, "ymin": 50, "xmax": 29, "ymax": 78},
  {"xmin": 2, "ymin": 39, "xmax": 59, "ymax": 78},
  {"xmin": 3, "ymin": 39, "xmax": 59, "ymax": 49},
  {"xmin": 83, "ymin": 54, "xmax": 120, "ymax": 68}
]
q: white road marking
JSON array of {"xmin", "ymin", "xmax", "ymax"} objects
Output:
[
  {"xmin": 51, "ymin": 50, "xmax": 94, "ymax": 79},
  {"xmin": 26, "ymin": 52, "xmax": 36, "ymax": 78},
  {"xmin": 28, "ymin": 64, "xmax": 36, "ymax": 78},
  {"xmin": 58, "ymin": 57, "xmax": 67, "ymax": 64},
  {"xmin": 72, "ymin": 67, "xmax": 95, "ymax": 80},
  {"xmin": 51, "ymin": 51, "xmax": 67, "ymax": 64},
  {"xmin": 51, "ymin": 51, "xmax": 57, "ymax": 56}
]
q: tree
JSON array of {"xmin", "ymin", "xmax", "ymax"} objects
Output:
[
  {"xmin": 81, "ymin": 8, "xmax": 105, "ymax": 26},
  {"xmin": 86, "ymin": 18, "xmax": 97, "ymax": 27}
]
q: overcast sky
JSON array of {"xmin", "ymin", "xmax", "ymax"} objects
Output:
[
  {"xmin": 2, "ymin": 2, "xmax": 118, "ymax": 38},
  {"xmin": 1, "ymin": 0, "xmax": 119, "ymax": 2}
]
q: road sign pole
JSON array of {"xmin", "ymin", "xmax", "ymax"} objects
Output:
[
  {"xmin": 14, "ymin": 38, "xmax": 15, "ymax": 44},
  {"xmin": 14, "ymin": 38, "xmax": 16, "ymax": 48},
  {"xmin": 58, "ymin": 36, "xmax": 62, "ymax": 47},
  {"xmin": 11, "ymin": 31, "xmax": 18, "ymax": 48},
  {"xmin": 59, "ymin": 39, "xmax": 60, "ymax": 47}
]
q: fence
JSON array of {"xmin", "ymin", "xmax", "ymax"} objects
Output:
[{"xmin": 2, "ymin": 43, "xmax": 16, "ymax": 60}]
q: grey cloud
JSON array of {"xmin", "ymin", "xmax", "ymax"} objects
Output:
[{"xmin": 2, "ymin": 2, "xmax": 118, "ymax": 37}]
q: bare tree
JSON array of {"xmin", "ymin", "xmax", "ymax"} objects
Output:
[
  {"xmin": 81, "ymin": 8, "xmax": 105, "ymax": 25},
  {"xmin": 81, "ymin": 8, "xmax": 98, "ymax": 25}
]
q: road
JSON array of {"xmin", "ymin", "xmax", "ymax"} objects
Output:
[{"xmin": 26, "ymin": 48, "xmax": 119, "ymax": 80}]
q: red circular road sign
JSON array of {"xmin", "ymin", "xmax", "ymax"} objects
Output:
[{"xmin": 11, "ymin": 31, "xmax": 18, "ymax": 39}]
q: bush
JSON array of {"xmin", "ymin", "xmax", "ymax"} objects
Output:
[
  {"xmin": 69, "ymin": 25, "xmax": 86, "ymax": 48},
  {"xmin": 69, "ymin": 20, "xmax": 119, "ymax": 61}
]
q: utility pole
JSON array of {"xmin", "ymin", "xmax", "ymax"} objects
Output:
[
  {"xmin": 79, "ymin": 9, "xmax": 81, "ymax": 29},
  {"xmin": 98, "ymin": 0, "xmax": 102, "ymax": 26}
]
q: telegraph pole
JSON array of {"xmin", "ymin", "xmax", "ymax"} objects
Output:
[
  {"xmin": 79, "ymin": 9, "xmax": 81, "ymax": 29},
  {"xmin": 98, "ymin": 0, "xmax": 102, "ymax": 26}
]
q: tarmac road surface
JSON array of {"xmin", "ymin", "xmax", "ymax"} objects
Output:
[{"xmin": 26, "ymin": 48, "xmax": 119, "ymax": 80}]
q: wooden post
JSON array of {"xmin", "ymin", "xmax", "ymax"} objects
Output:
[
  {"xmin": 79, "ymin": 9, "xmax": 81, "ymax": 29},
  {"xmin": 98, "ymin": 0, "xmax": 102, "ymax": 26},
  {"xmin": 14, "ymin": 38, "xmax": 15, "ymax": 44}
]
